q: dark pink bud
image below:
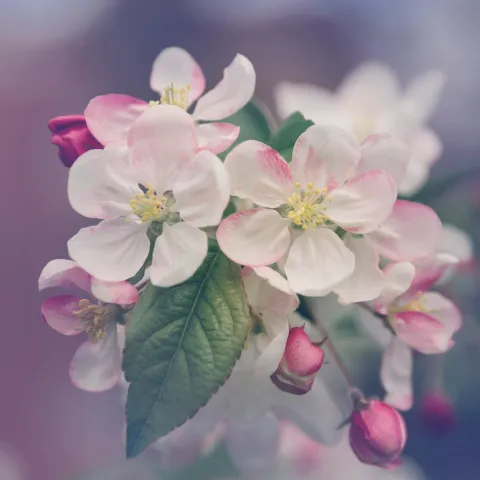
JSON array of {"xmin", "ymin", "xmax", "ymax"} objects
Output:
[
  {"xmin": 270, "ymin": 327, "xmax": 324, "ymax": 395},
  {"xmin": 48, "ymin": 115, "xmax": 103, "ymax": 167},
  {"xmin": 349, "ymin": 399, "xmax": 407, "ymax": 469},
  {"xmin": 419, "ymin": 393, "xmax": 455, "ymax": 435}
]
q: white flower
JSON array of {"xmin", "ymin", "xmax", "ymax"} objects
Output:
[
  {"xmin": 275, "ymin": 62, "xmax": 445, "ymax": 195},
  {"xmin": 67, "ymin": 106, "xmax": 230, "ymax": 287},
  {"xmin": 39, "ymin": 259, "xmax": 138, "ymax": 392}
]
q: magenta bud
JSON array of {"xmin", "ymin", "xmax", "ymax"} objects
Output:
[
  {"xmin": 270, "ymin": 327, "xmax": 325, "ymax": 395},
  {"xmin": 419, "ymin": 393, "xmax": 456, "ymax": 435},
  {"xmin": 48, "ymin": 115, "xmax": 103, "ymax": 167},
  {"xmin": 349, "ymin": 399, "xmax": 407, "ymax": 469}
]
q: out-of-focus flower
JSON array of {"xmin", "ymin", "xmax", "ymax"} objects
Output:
[
  {"xmin": 48, "ymin": 115, "xmax": 103, "ymax": 167},
  {"xmin": 275, "ymin": 63, "xmax": 445, "ymax": 195},
  {"xmin": 39, "ymin": 259, "xmax": 138, "ymax": 391},
  {"xmin": 349, "ymin": 398, "xmax": 407, "ymax": 469},
  {"xmin": 218, "ymin": 125, "xmax": 397, "ymax": 297},
  {"xmin": 85, "ymin": 47, "xmax": 255, "ymax": 154},
  {"xmin": 67, "ymin": 106, "xmax": 230, "ymax": 287},
  {"xmin": 419, "ymin": 392, "xmax": 456, "ymax": 435}
]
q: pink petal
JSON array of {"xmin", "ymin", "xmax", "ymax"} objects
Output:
[
  {"xmin": 193, "ymin": 54, "xmax": 256, "ymax": 121},
  {"xmin": 369, "ymin": 200, "xmax": 442, "ymax": 262},
  {"xmin": 196, "ymin": 122, "xmax": 240, "ymax": 154},
  {"xmin": 375, "ymin": 262, "xmax": 416, "ymax": 311},
  {"xmin": 41, "ymin": 295, "xmax": 85, "ymax": 336},
  {"xmin": 290, "ymin": 125, "xmax": 361, "ymax": 189},
  {"xmin": 217, "ymin": 209, "xmax": 291, "ymax": 267},
  {"xmin": 90, "ymin": 278, "xmax": 139, "ymax": 305},
  {"xmin": 327, "ymin": 170, "xmax": 397, "ymax": 233},
  {"xmin": 38, "ymin": 259, "xmax": 91, "ymax": 293},
  {"xmin": 253, "ymin": 320, "xmax": 290, "ymax": 377},
  {"xmin": 224, "ymin": 141, "xmax": 294, "ymax": 208},
  {"xmin": 84, "ymin": 94, "xmax": 148, "ymax": 146},
  {"xmin": 422, "ymin": 292, "xmax": 462, "ymax": 333},
  {"xmin": 150, "ymin": 47, "xmax": 205, "ymax": 104}
]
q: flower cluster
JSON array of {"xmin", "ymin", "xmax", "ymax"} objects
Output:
[{"xmin": 41, "ymin": 47, "xmax": 465, "ymax": 472}]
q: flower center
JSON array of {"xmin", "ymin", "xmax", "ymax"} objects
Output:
[
  {"xmin": 390, "ymin": 292, "xmax": 429, "ymax": 315},
  {"xmin": 155, "ymin": 83, "xmax": 191, "ymax": 110},
  {"xmin": 130, "ymin": 185, "xmax": 171, "ymax": 223},
  {"xmin": 287, "ymin": 182, "xmax": 331, "ymax": 230},
  {"xmin": 72, "ymin": 299, "xmax": 116, "ymax": 342}
]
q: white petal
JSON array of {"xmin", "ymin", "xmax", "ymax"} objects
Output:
[
  {"xmin": 67, "ymin": 218, "xmax": 150, "ymax": 282},
  {"xmin": 422, "ymin": 292, "xmax": 462, "ymax": 333},
  {"xmin": 439, "ymin": 223, "xmax": 474, "ymax": 263},
  {"xmin": 376, "ymin": 262, "xmax": 416, "ymax": 308},
  {"xmin": 333, "ymin": 236, "xmax": 384, "ymax": 304},
  {"xmin": 217, "ymin": 209, "xmax": 291, "ymax": 267},
  {"xmin": 196, "ymin": 122, "xmax": 240, "ymax": 154},
  {"xmin": 69, "ymin": 324, "xmax": 122, "ymax": 392},
  {"xmin": 290, "ymin": 125, "xmax": 361, "ymax": 189},
  {"xmin": 173, "ymin": 150, "xmax": 230, "ymax": 228},
  {"xmin": 284, "ymin": 228, "xmax": 355, "ymax": 296},
  {"xmin": 193, "ymin": 54, "xmax": 256, "ymax": 121},
  {"xmin": 224, "ymin": 140, "xmax": 294, "ymax": 208},
  {"xmin": 381, "ymin": 338, "xmax": 413, "ymax": 411},
  {"xmin": 68, "ymin": 146, "xmax": 140, "ymax": 220},
  {"xmin": 90, "ymin": 278, "xmax": 139, "ymax": 305},
  {"xmin": 38, "ymin": 259, "xmax": 90, "ymax": 293},
  {"xmin": 150, "ymin": 223, "xmax": 208, "ymax": 287},
  {"xmin": 150, "ymin": 47, "xmax": 205, "ymax": 104}
]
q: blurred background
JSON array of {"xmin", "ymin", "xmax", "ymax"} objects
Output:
[{"xmin": 1, "ymin": 0, "xmax": 480, "ymax": 478}]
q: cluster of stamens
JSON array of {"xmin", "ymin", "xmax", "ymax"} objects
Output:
[
  {"xmin": 73, "ymin": 299, "xmax": 111, "ymax": 342},
  {"xmin": 130, "ymin": 185, "xmax": 167, "ymax": 223},
  {"xmin": 159, "ymin": 83, "xmax": 191, "ymax": 110},
  {"xmin": 390, "ymin": 291, "xmax": 429, "ymax": 315},
  {"xmin": 287, "ymin": 182, "xmax": 330, "ymax": 230}
]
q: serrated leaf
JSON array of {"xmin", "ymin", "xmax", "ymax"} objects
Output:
[
  {"xmin": 268, "ymin": 111, "xmax": 314, "ymax": 162},
  {"xmin": 123, "ymin": 241, "xmax": 250, "ymax": 458}
]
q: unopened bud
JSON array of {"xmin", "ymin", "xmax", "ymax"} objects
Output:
[
  {"xmin": 349, "ymin": 398, "xmax": 407, "ymax": 469},
  {"xmin": 270, "ymin": 326, "xmax": 324, "ymax": 395},
  {"xmin": 48, "ymin": 115, "xmax": 102, "ymax": 167},
  {"xmin": 419, "ymin": 392, "xmax": 455, "ymax": 435}
]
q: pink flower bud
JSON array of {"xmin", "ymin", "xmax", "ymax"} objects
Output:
[
  {"xmin": 270, "ymin": 326, "xmax": 324, "ymax": 395},
  {"xmin": 419, "ymin": 392, "xmax": 455, "ymax": 435},
  {"xmin": 349, "ymin": 399, "xmax": 407, "ymax": 469},
  {"xmin": 48, "ymin": 115, "xmax": 103, "ymax": 167}
]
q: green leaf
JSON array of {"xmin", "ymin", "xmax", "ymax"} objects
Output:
[
  {"xmin": 123, "ymin": 240, "xmax": 250, "ymax": 458},
  {"xmin": 268, "ymin": 112, "xmax": 314, "ymax": 162},
  {"xmin": 217, "ymin": 101, "xmax": 272, "ymax": 160}
]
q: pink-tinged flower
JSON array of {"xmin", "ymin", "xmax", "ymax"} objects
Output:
[
  {"xmin": 85, "ymin": 47, "xmax": 255, "ymax": 154},
  {"xmin": 38, "ymin": 259, "xmax": 139, "ymax": 391},
  {"xmin": 275, "ymin": 62, "xmax": 445, "ymax": 195},
  {"xmin": 67, "ymin": 106, "xmax": 230, "ymax": 287},
  {"xmin": 217, "ymin": 125, "xmax": 398, "ymax": 296},
  {"xmin": 271, "ymin": 326, "xmax": 325, "ymax": 395},
  {"xmin": 349, "ymin": 398, "xmax": 407, "ymax": 469},
  {"xmin": 419, "ymin": 392, "xmax": 456, "ymax": 435},
  {"xmin": 48, "ymin": 115, "xmax": 103, "ymax": 167}
]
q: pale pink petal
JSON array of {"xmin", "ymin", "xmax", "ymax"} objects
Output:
[
  {"xmin": 193, "ymin": 54, "xmax": 256, "ymax": 121},
  {"xmin": 392, "ymin": 311, "xmax": 453, "ymax": 354},
  {"xmin": 150, "ymin": 47, "xmax": 205, "ymax": 104},
  {"xmin": 376, "ymin": 262, "xmax": 416, "ymax": 311},
  {"xmin": 69, "ymin": 323, "xmax": 122, "ymax": 392},
  {"xmin": 422, "ymin": 292, "xmax": 462, "ymax": 333},
  {"xmin": 41, "ymin": 295, "xmax": 85, "ymax": 336},
  {"xmin": 150, "ymin": 223, "xmax": 208, "ymax": 287},
  {"xmin": 284, "ymin": 228, "xmax": 355, "ymax": 296},
  {"xmin": 369, "ymin": 200, "xmax": 442, "ymax": 261},
  {"xmin": 439, "ymin": 223, "xmax": 474, "ymax": 263},
  {"xmin": 290, "ymin": 125, "xmax": 361, "ymax": 189},
  {"xmin": 84, "ymin": 94, "xmax": 148, "ymax": 146},
  {"xmin": 173, "ymin": 150, "xmax": 230, "ymax": 228},
  {"xmin": 128, "ymin": 105, "xmax": 198, "ymax": 194},
  {"xmin": 196, "ymin": 122, "xmax": 240, "ymax": 154},
  {"xmin": 327, "ymin": 170, "xmax": 397, "ymax": 233},
  {"xmin": 38, "ymin": 259, "xmax": 90, "ymax": 293},
  {"xmin": 333, "ymin": 236, "xmax": 384, "ymax": 304},
  {"xmin": 399, "ymin": 161, "xmax": 431, "ymax": 197},
  {"xmin": 67, "ymin": 218, "xmax": 150, "ymax": 282},
  {"xmin": 224, "ymin": 141, "xmax": 294, "ymax": 208},
  {"xmin": 217, "ymin": 209, "xmax": 291, "ymax": 267},
  {"xmin": 242, "ymin": 266, "xmax": 299, "ymax": 317},
  {"xmin": 90, "ymin": 278, "xmax": 139, "ymax": 305},
  {"xmin": 67, "ymin": 146, "xmax": 140, "ymax": 220},
  {"xmin": 358, "ymin": 134, "xmax": 410, "ymax": 187},
  {"xmin": 381, "ymin": 338, "xmax": 413, "ymax": 411}
]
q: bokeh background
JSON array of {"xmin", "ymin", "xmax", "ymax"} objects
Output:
[{"xmin": 1, "ymin": 0, "xmax": 480, "ymax": 478}]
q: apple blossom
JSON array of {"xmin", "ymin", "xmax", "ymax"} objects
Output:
[
  {"xmin": 275, "ymin": 62, "xmax": 445, "ymax": 195},
  {"xmin": 84, "ymin": 47, "xmax": 255, "ymax": 154},
  {"xmin": 67, "ymin": 105, "xmax": 230, "ymax": 287},
  {"xmin": 217, "ymin": 125, "xmax": 398, "ymax": 296},
  {"xmin": 38, "ymin": 258, "xmax": 138, "ymax": 391}
]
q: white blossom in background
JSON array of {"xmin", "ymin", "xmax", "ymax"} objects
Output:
[{"xmin": 275, "ymin": 62, "xmax": 445, "ymax": 195}]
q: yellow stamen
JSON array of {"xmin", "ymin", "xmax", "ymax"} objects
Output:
[
  {"xmin": 130, "ymin": 185, "xmax": 166, "ymax": 223},
  {"xmin": 390, "ymin": 292, "xmax": 429, "ymax": 315},
  {"xmin": 73, "ymin": 299, "xmax": 111, "ymax": 343},
  {"xmin": 286, "ymin": 182, "xmax": 329, "ymax": 229},
  {"xmin": 161, "ymin": 83, "xmax": 191, "ymax": 110}
]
